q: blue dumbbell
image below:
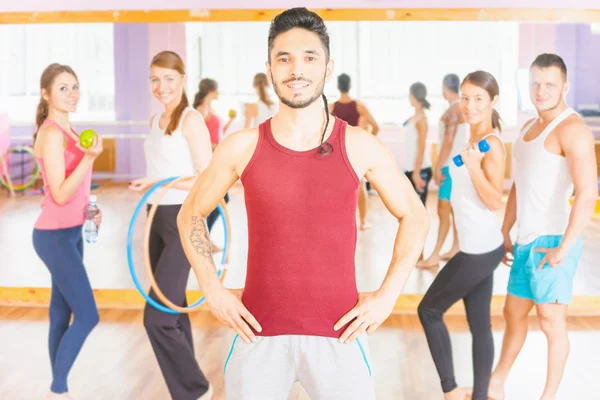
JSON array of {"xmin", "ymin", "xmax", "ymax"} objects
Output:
[{"xmin": 453, "ymin": 139, "xmax": 491, "ymax": 167}]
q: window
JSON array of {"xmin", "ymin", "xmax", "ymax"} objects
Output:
[
  {"xmin": 185, "ymin": 21, "xmax": 272, "ymax": 118},
  {"xmin": 185, "ymin": 21, "xmax": 520, "ymax": 128},
  {"xmin": 352, "ymin": 21, "xmax": 519, "ymax": 127},
  {"xmin": 0, "ymin": 23, "xmax": 115, "ymax": 123}
]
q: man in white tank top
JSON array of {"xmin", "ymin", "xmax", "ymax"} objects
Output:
[
  {"xmin": 418, "ymin": 74, "xmax": 468, "ymax": 268},
  {"xmin": 489, "ymin": 54, "xmax": 598, "ymax": 400}
]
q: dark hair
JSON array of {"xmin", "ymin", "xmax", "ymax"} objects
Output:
[
  {"xmin": 193, "ymin": 78, "xmax": 218, "ymax": 109},
  {"xmin": 268, "ymin": 7, "xmax": 330, "ymax": 62},
  {"xmin": 253, "ymin": 73, "xmax": 274, "ymax": 108},
  {"xmin": 338, "ymin": 74, "xmax": 351, "ymax": 93},
  {"xmin": 268, "ymin": 7, "xmax": 332, "ymax": 157},
  {"xmin": 531, "ymin": 53, "xmax": 567, "ymax": 80},
  {"xmin": 151, "ymin": 51, "xmax": 189, "ymax": 136},
  {"xmin": 462, "ymin": 71, "xmax": 502, "ymax": 132},
  {"xmin": 410, "ymin": 82, "xmax": 430, "ymax": 110},
  {"xmin": 34, "ymin": 63, "xmax": 79, "ymax": 142},
  {"xmin": 443, "ymin": 74, "xmax": 460, "ymax": 94}
]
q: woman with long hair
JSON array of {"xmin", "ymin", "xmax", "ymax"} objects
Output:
[
  {"xmin": 244, "ymin": 72, "xmax": 278, "ymax": 128},
  {"xmin": 418, "ymin": 71, "xmax": 506, "ymax": 400},
  {"xmin": 193, "ymin": 79, "xmax": 232, "ymax": 242},
  {"xmin": 32, "ymin": 63, "xmax": 103, "ymax": 399},
  {"xmin": 193, "ymin": 78, "xmax": 235, "ymax": 150},
  {"xmin": 404, "ymin": 82, "xmax": 433, "ymax": 205},
  {"xmin": 129, "ymin": 51, "xmax": 214, "ymax": 400}
]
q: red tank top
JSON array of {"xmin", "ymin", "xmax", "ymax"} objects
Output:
[
  {"xmin": 240, "ymin": 117, "xmax": 360, "ymax": 338},
  {"xmin": 332, "ymin": 101, "xmax": 360, "ymax": 127}
]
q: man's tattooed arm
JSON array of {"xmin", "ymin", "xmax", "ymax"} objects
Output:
[
  {"xmin": 190, "ymin": 215, "xmax": 213, "ymax": 259},
  {"xmin": 178, "ymin": 211, "xmax": 220, "ymax": 293}
]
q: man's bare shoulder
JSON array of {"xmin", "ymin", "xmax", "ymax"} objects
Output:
[
  {"xmin": 554, "ymin": 114, "xmax": 594, "ymax": 155},
  {"xmin": 346, "ymin": 124, "xmax": 375, "ymax": 141},
  {"xmin": 219, "ymin": 128, "xmax": 260, "ymax": 152},
  {"xmin": 345, "ymin": 125, "xmax": 387, "ymax": 153},
  {"xmin": 557, "ymin": 113, "xmax": 591, "ymax": 135}
]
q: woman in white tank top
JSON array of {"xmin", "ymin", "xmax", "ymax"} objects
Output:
[
  {"xmin": 244, "ymin": 73, "xmax": 278, "ymax": 128},
  {"xmin": 128, "ymin": 51, "xmax": 215, "ymax": 400},
  {"xmin": 404, "ymin": 82, "xmax": 433, "ymax": 206},
  {"xmin": 418, "ymin": 71, "xmax": 506, "ymax": 400}
]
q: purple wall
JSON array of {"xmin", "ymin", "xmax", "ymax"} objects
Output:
[
  {"xmin": 113, "ymin": 24, "xmax": 151, "ymax": 180},
  {"xmin": 573, "ymin": 25, "xmax": 600, "ymax": 106},
  {"xmin": 556, "ymin": 24, "xmax": 600, "ymax": 109},
  {"xmin": 556, "ymin": 24, "xmax": 578, "ymax": 106},
  {"xmin": 114, "ymin": 24, "xmax": 151, "ymax": 122}
]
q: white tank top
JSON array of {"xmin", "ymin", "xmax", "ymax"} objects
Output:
[
  {"xmin": 144, "ymin": 107, "xmax": 197, "ymax": 205},
  {"xmin": 404, "ymin": 115, "xmax": 432, "ymax": 171},
  {"xmin": 255, "ymin": 100, "xmax": 278, "ymax": 127},
  {"xmin": 513, "ymin": 107, "xmax": 576, "ymax": 245},
  {"xmin": 449, "ymin": 132, "xmax": 505, "ymax": 254}
]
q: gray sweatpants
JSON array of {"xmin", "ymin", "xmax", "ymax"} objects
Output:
[{"xmin": 224, "ymin": 334, "xmax": 376, "ymax": 399}]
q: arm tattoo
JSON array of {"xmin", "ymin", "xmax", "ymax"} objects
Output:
[{"xmin": 190, "ymin": 216, "xmax": 212, "ymax": 258}]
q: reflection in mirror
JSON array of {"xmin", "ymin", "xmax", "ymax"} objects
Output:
[{"xmin": 0, "ymin": 20, "xmax": 599, "ymax": 298}]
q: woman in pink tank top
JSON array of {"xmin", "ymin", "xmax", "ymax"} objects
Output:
[
  {"xmin": 193, "ymin": 78, "xmax": 232, "ymax": 241},
  {"xmin": 31, "ymin": 64, "xmax": 103, "ymax": 399},
  {"xmin": 193, "ymin": 78, "xmax": 235, "ymax": 150}
]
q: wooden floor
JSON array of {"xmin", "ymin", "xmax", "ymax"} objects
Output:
[
  {"xmin": 0, "ymin": 181, "xmax": 599, "ymax": 296},
  {"xmin": 0, "ymin": 307, "xmax": 598, "ymax": 399}
]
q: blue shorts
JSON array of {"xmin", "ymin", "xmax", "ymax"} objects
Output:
[
  {"xmin": 438, "ymin": 166, "xmax": 452, "ymax": 201},
  {"xmin": 507, "ymin": 235, "xmax": 583, "ymax": 304}
]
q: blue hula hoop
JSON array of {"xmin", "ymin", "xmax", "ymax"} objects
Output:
[{"xmin": 127, "ymin": 176, "xmax": 229, "ymax": 314}]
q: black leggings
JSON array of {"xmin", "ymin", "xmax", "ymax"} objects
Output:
[
  {"xmin": 418, "ymin": 245, "xmax": 504, "ymax": 399},
  {"xmin": 405, "ymin": 167, "xmax": 432, "ymax": 205},
  {"xmin": 144, "ymin": 204, "xmax": 210, "ymax": 400}
]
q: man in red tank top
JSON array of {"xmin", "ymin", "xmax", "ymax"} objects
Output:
[
  {"xmin": 178, "ymin": 8, "xmax": 429, "ymax": 399},
  {"xmin": 330, "ymin": 73, "xmax": 380, "ymax": 230}
]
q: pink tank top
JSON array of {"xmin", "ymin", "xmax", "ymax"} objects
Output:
[
  {"xmin": 205, "ymin": 112, "xmax": 223, "ymax": 146},
  {"xmin": 34, "ymin": 120, "xmax": 92, "ymax": 230}
]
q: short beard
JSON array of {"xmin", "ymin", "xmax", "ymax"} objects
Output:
[
  {"xmin": 535, "ymin": 95, "xmax": 563, "ymax": 114},
  {"xmin": 271, "ymin": 72, "xmax": 326, "ymax": 109}
]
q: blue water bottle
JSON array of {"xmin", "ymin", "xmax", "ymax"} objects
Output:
[
  {"xmin": 453, "ymin": 139, "xmax": 491, "ymax": 167},
  {"xmin": 83, "ymin": 195, "xmax": 99, "ymax": 243}
]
